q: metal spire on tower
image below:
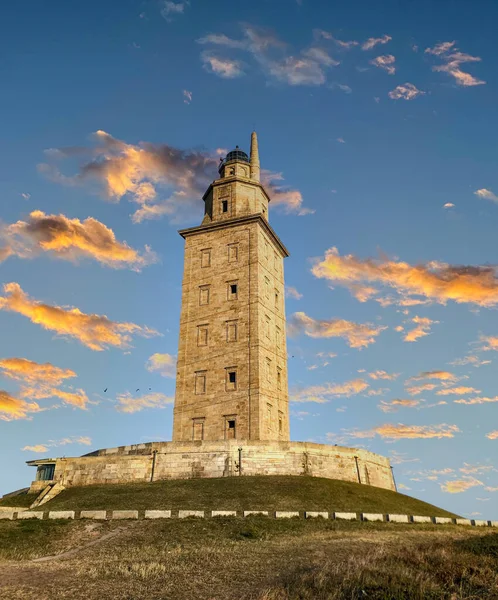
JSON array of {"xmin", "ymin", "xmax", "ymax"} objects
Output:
[{"xmin": 250, "ymin": 131, "xmax": 260, "ymax": 182}]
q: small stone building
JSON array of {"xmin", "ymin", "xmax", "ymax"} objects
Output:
[{"xmin": 27, "ymin": 133, "xmax": 395, "ymax": 494}]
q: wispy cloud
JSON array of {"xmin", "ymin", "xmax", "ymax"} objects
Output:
[
  {"xmin": 441, "ymin": 477, "xmax": 483, "ymax": 493},
  {"xmin": 479, "ymin": 335, "xmax": 498, "ymax": 352},
  {"xmin": 450, "ymin": 354, "xmax": 491, "ymax": 368},
  {"xmin": 407, "ymin": 370, "xmax": 458, "ymax": 383},
  {"xmin": 183, "ymin": 90, "xmax": 192, "ymax": 104},
  {"xmin": 115, "ymin": 391, "xmax": 174, "ymax": 413},
  {"xmin": 378, "ymin": 399, "xmax": 422, "ymax": 413},
  {"xmin": 22, "ymin": 436, "xmax": 92, "ymax": 453},
  {"xmin": 474, "ymin": 188, "xmax": 498, "ymax": 203},
  {"xmin": 285, "ymin": 286, "xmax": 303, "ymax": 300},
  {"xmin": 0, "ymin": 357, "xmax": 89, "ymax": 410},
  {"xmin": 261, "ymin": 170, "xmax": 310, "ymax": 215},
  {"xmin": 0, "ymin": 283, "xmax": 158, "ymax": 351},
  {"xmin": 403, "ymin": 316, "xmax": 438, "ymax": 342},
  {"xmin": 0, "ymin": 211, "xmax": 157, "ymax": 270},
  {"xmin": 311, "ymin": 247, "xmax": 498, "ymax": 308},
  {"xmin": 289, "ymin": 311, "xmax": 386, "ymax": 349},
  {"xmin": 388, "ymin": 83, "xmax": 425, "ymax": 100},
  {"xmin": 454, "ymin": 396, "xmax": 498, "ymax": 405},
  {"xmin": 436, "ymin": 386, "xmax": 480, "ymax": 396},
  {"xmin": 201, "ymin": 52, "xmax": 245, "ymax": 78},
  {"xmin": 39, "ymin": 130, "xmax": 308, "ymax": 219},
  {"xmin": 0, "ymin": 390, "xmax": 41, "ymax": 422},
  {"xmin": 443, "ymin": 202, "xmax": 455, "ymax": 209},
  {"xmin": 426, "ymin": 41, "xmax": 485, "ymax": 87},
  {"xmin": 370, "ymin": 54, "xmax": 396, "ymax": 74},
  {"xmin": 369, "ymin": 370, "xmax": 399, "ymax": 381},
  {"xmin": 487, "ymin": 431, "xmax": 498, "ymax": 440},
  {"xmin": 160, "ymin": 1, "xmax": 189, "ymax": 21},
  {"xmin": 146, "ymin": 353, "xmax": 176, "ymax": 378},
  {"xmin": 290, "ymin": 378, "xmax": 369, "ymax": 403},
  {"xmin": 349, "ymin": 423, "xmax": 460, "ymax": 440},
  {"xmin": 362, "ymin": 35, "xmax": 392, "ymax": 51}
]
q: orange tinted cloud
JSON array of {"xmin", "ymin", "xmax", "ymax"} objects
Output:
[
  {"xmin": 145, "ymin": 353, "xmax": 176, "ymax": 378},
  {"xmin": 378, "ymin": 399, "xmax": 421, "ymax": 413},
  {"xmin": 0, "ymin": 357, "xmax": 89, "ymax": 409},
  {"xmin": 450, "ymin": 354, "xmax": 491, "ymax": 368},
  {"xmin": 22, "ymin": 436, "xmax": 92, "ymax": 452},
  {"xmin": 22, "ymin": 445, "xmax": 49, "ymax": 453},
  {"xmin": 1, "ymin": 211, "xmax": 157, "ymax": 270},
  {"xmin": 311, "ymin": 247, "xmax": 498, "ymax": 308},
  {"xmin": 350, "ymin": 423, "xmax": 460, "ymax": 439},
  {"xmin": 426, "ymin": 42, "xmax": 485, "ymax": 87},
  {"xmin": 115, "ymin": 392, "xmax": 174, "ymax": 413},
  {"xmin": 289, "ymin": 311, "xmax": 386, "ymax": 349},
  {"xmin": 0, "ymin": 283, "xmax": 158, "ymax": 351},
  {"xmin": 369, "ymin": 370, "xmax": 399, "ymax": 381},
  {"xmin": 39, "ymin": 130, "xmax": 308, "ymax": 219},
  {"xmin": 437, "ymin": 386, "xmax": 481, "ymax": 396},
  {"xmin": 408, "ymin": 370, "xmax": 458, "ymax": 382},
  {"xmin": 290, "ymin": 378, "xmax": 369, "ymax": 403},
  {"xmin": 403, "ymin": 316, "xmax": 438, "ymax": 342},
  {"xmin": 455, "ymin": 396, "xmax": 498, "ymax": 405},
  {"xmin": 441, "ymin": 477, "xmax": 483, "ymax": 493},
  {"xmin": 0, "ymin": 390, "xmax": 41, "ymax": 422},
  {"xmin": 479, "ymin": 335, "xmax": 498, "ymax": 351},
  {"xmin": 405, "ymin": 383, "xmax": 438, "ymax": 396},
  {"xmin": 487, "ymin": 431, "xmax": 498, "ymax": 440}
]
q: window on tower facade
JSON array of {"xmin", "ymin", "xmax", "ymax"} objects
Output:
[
  {"xmin": 264, "ymin": 276, "xmax": 270, "ymax": 299},
  {"xmin": 225, "ymin": 416, "xmax": 237, "ymax": 439},
  {"xmin": 226, "ymin": 368, "xmax": 237, "ymax": 391},
  {"xmin": 227, "ymin": 281, "xmax": 238, "ymax": 301},
  {"xmin": 266, "ymin": 358, "xmax": 271, "ymax": 382},
  {"xmin": 197, "ymin": 324, "xmax": 209, "ymax": 347},
  {"xmin": 267, "ymin": 403, "xmax": 272, "ymax": 433},
  {"xmin": 192, "ymin": 418, "xmax": 205, "ymax": 441},
  {"xmin": 228, "ymin": 243, "xmax": 239, "ymax": 263},
  {"xmin": 201, "ymin": 248, "xmax": 211, "ymax": 268},
  {"xmin": 278, "ymin": 411, "xmax": 284, "ymax": 435},
  {"xmin": 199, "ymin": 285, "xmax": 210, "ymax": 306},
  {"xmin": 265, "ymin": 315, "xmax": 271, "ymax": 339},
  {"xmin": 277, "ymin": 367, "xmax": 282, "ymax": 390},
  {"xmin": 274, "ymin": 252, "xmax": 278, "ymax": 272},
  {"xmin": 264, "ymin": 240, "xmax": 269, "ymax": 260},
  {"xmin": 275, "ymin": 289, "xmax": 280, "ymax": 309},
  {"xmin": 221, "ymin": 199, "xmax": 228, "ymax": 213},
  {"xmin": 226, "ymin": 320, "xmax": 238, "ymax": 342},
  {"xmin": 195, "ymin": 371, "xmax": 207, "ymax": 395},
  {"xmin": 276, "ymin": 326, "xmax": 281, "ymax": 349}
]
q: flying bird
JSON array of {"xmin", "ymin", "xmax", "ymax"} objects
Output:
[
  {"xmin": 136, "ymin": 388, "xmax": 140, "ymax": 392},
  {"xmin": 104, "ymin": 388, "xmax": 107, "ymax": 393}
]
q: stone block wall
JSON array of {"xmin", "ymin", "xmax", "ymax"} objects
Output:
[{"xmin": 29, "ymin": 440, "xmax": 395, "ymax": 492}]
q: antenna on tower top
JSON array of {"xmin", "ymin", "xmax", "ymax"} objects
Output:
[{"xmin": 250, "ymin": 131, "xmax": 260, "ymax": 182}]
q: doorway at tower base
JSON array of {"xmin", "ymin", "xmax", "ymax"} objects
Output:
[{"xmin": 27, "ymin": 441, "xmax": 395, "ymax": 492}]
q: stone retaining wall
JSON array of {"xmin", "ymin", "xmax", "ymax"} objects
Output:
[
  {"xmin": 1, "ymin": 509, "xmax": 496, "ymax": 527},
  {"xmin": 28, "ymin": 440, "xmax": 395, "ymax": 492}
]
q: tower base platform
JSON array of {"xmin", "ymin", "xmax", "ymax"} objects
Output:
[{"xmin": 28, "ymin": 440, "xmax": 395, "ymax": 493}]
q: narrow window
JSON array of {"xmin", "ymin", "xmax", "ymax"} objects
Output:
[
  {"xmin": 266, "ymin": 358, "xmax": 271, "ymax": 382},
  {"xmin": 226, "ymin": 320, "xmax": 238, "ymax": 342},
  {"xmin": 226, "ymin": 418, "xmax": 236, "ymax": 439},
  {"xmin": 226, "ymin": 368, "xmax": 237, "ymax": 391},
  {"xmin": 195, "ymin": 371, "xmax": 207, "ymax": 395},
  {"xmin": 264, "ymin": 276, "xmax": 270, "ymax": 299},
  {"xmin": 264, "ymin": 240, "xmax": 269, "ymax": 259},
  {"xmin": 199, "ymin": 285, "xmax": 210, "ymax": 306},
  {"xmin": 277, "ymin": 367, "xmax": 282, "ymax": 390},
  {"xmin": 265, "ymin": 315, "xmax": 271, "ymax": 339},
  {"xmin": 276, "ymin": 326, "xmax": 281, "ymax": 349},
  {"xmin": 274, "ymin": 252, "xmax": 278, "ymax": 271},
  {"xmin": 201, "ymin": 249, "xmax": 211, "ymax": 268},
  {"xmin": 221, "ymin": 199, "xmax": 228, "ymax": 213},
  {"xmin": 228, "ymin": 281, "xmax": 238, "ymax": 300},
  {"xmin": 275, "ymin": 289, "xmax": 280, "ymax": 309},
  {"xmin": 278, "ymin": 411, "xmax": 283, "ymax": 435},
  {"xmin": 197, "ymin": 325, "xmax": 208, "ymax": 347},
  {"xmin": 267, "ymin": 403, "xmax": 272, "ymax": 433},
  {"xmin": 193, "ymin": 419, "xmax": 204, "ymax": 441},
  {"xmin": 228, "ymin": 243, "xmax": 239, "ymax": 263}
]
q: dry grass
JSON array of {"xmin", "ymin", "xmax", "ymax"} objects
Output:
[{"xmin": 0, "ymin": 518, "xmax": 496, "ymax": 599}]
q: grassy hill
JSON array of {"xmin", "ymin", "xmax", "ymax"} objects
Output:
[{"xmin": 1, "ymin": 476, "xmax": 458, "ymax": 517}]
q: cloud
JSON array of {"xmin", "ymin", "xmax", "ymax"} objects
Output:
[
  {"xmin": 40, "ymin": 130, "xmax": 308, "ymax": 219},
  {"xmin": 21, "ymin": 436, "xmax": 92, "ymax": 453},
  {"xmin": 408, "ymin": 370, "xmax": 458, "ymax": 382},
  {"xmin": 450, "ymin": 354, "xmax": 491, "ymax": 368},
  {"xmin": 441, "ymin": 477, "xmax": 483, "ymax": 493},
  {"xmin": 388, "ymin": 83, "xmax": 425, "ymax": 100},
  {"xmin": 362, "ymin": 35, "xmax": 392, "ymax": 51},
  {"xmin": 160, "ymin": 1, "xmax": 188, "ymax": 21},
  {"xmin": 426, "ymin": 41, "xmax": 485, "ymax": 87},
  {"xmin": 350, "ymin": 423, "xmax": 460, "ymax": 440},
  {"xmin": 0, "ymin": 210, "xmax": 157, "ymax": 270},
  {"xmin": 146, "ymin": 353, "xmax": 176, "ymax": 378},
  {"xmin": 454, "ymin": 396, "xmax": 498, "ymax": 405},
  {"xmin": 290, "ymin": 378, "xmax": 369, "ymax": 403},
  {"xmin": 198, "ymin": 26, "xmax": 339, "ymax": 87},
  {"xmin": 285, "ymin": 286, "xmax": 303, "ymax": 300},
  {"xmin": 443, "ymin": 202, "xmax": 455, "ymax": 208},
  {"xmin": 20, "ymin": 192, "xmax": 31, "ymax": 200},
  {"xmin": 474, "ymin": 188, "xmax": 498, "ymax": 203},
  {"xmin": 311, "ymin": 246, "xmax": 498, "ymax": 308},
  {"xmin": 21, "ymin": 445, "xmax": 49, "ymax": 453},
  {"xmin": 0, "ymin": 282, "xmax": 158, "ymax": 351},
  {"xmin": 201, "ymin": 52, "xmax": 245, "ymax": 78},
  {"xmin": 370, "ymin": 54, "xmax": 396, "ymax": 74},
  {"xmin": 487, "ymin": 431, "xmax": 498, "ymax": 440},
  {"xmin": 336, "ymin": 137, "xmax": 346, "ymax": 144},
  {"xmin": 404, "ymin": 316, "xmax": 438, "ymax": 342},
  {"xmin": 288, "ymin": 311, "xmax": 386, "ymax": 349},
  {"xmin": 436, "ymin": 386, "xmax": 480, "ymax": 396},
  {"xmin": 405, "ymin": 383, "xmax": 438, "ymax": 396},
  {"xmin": 183, "ymin": 90, "xmax": 192, "ymax": 104},
  {"xmin": 459, "ymin": 463, "xmax": 495, "ymax": 475},
  {"xmin": 0, "ymin": 390, "xmax": 41, "ymax": 422},
  {"xmin": 115, "ymin": 391, "xmax": 174, "ymax": 413},
  {"xmin": 478, "ymin": 335, "xmax": 498, "ymax": 352},
  {"xmin": 0, "ymin": 357, "xmax": 89, "ymax": 409},
  {"xmin": 369, "ymin": 370, "xmax": 399, "ymax": 381},
  {"xmin": 378, "ymin": 399, "xmax": 422, "ymax": 413}
]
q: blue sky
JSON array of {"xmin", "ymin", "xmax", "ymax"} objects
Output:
[{"xmin": 1, "ymin": 0, "xmax": 497, "ymax": 519}]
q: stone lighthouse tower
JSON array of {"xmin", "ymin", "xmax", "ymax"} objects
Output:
[{"xmin": 173, "ymin": 132, "xmax": 290, "ymax": 442}]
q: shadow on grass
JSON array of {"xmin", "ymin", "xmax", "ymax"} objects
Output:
[{"xmin": 454, "ymin": 533, "xmax": 498, "ymax": 558}]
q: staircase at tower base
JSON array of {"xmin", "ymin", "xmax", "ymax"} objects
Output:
[{"xmin": 27, "ymin": 440, "xmax": 395, "ymax": 492}]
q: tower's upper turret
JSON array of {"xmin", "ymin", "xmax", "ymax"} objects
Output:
[{"xmin": 202, "ymin": 131, "xmax": 270, "ymax": 224}]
